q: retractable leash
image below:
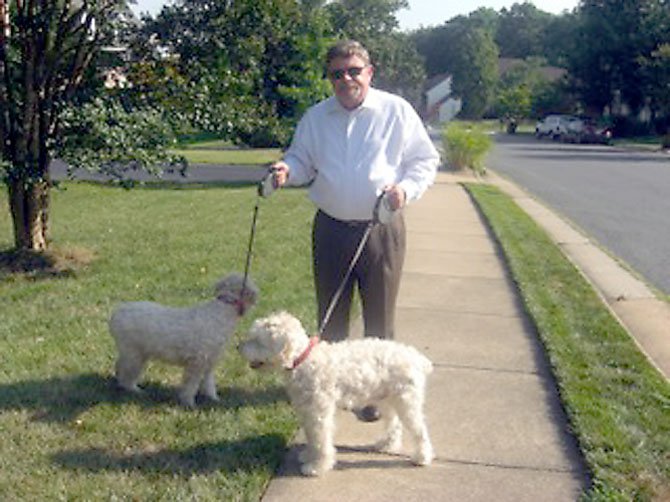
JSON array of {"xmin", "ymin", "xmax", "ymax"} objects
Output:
[
  {"xmin": 240, "ymin": 170, "xmax": 276, "ymax": 300},
  {"xmin": 316, "ymin": 191, "xmax": 395, "ymax": 336}
]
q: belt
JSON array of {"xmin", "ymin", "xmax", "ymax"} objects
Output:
[{"xmin": 317, "ymin": 210, "xmax": 372, "ymax": 227}]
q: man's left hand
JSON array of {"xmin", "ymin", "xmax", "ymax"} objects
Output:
[{"xmin": 383, "ymin": 185, "xmax": 406, "ymax": 211}]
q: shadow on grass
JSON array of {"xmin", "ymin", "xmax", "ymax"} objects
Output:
[
  {"xmin": 0, "ymin": 246, "xmax": 94, "ymax": 278},
  {"xmin": 0, "ymin": 372, "xmax": 287, "ymax": 423},
  {"xmin": 52, "ymin": 433, "xmax": 286, "ymax": 475}
]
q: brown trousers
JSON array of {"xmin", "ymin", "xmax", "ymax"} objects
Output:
[{"xmin": 312, "ymin": 210, "xmax": 406, "ymax": 342}]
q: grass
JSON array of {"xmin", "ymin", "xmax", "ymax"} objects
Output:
[
  {"xmin": 2, "ymin": 173, "xmax": 669, "ymax": 500},
  {"xmin": 170, "ymin": 142, "xmax": 282, "ymax": 166},
  {"xmin": 0, "ymin": 181, "xmax": 315, "ymax": 500},
  {"xmin": 466, "ymin": 183, "xmax": 670, "ymax": 501}
]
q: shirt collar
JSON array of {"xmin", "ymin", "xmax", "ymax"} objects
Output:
[{"xmin": 326, "ymin": 87, "xmax": 382, "ymax": 115}]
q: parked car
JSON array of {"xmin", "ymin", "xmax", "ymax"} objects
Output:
[
  {"xmin": 535, "ymin": 114, "xmax": 575, "ymax": 139},
  {"xmin": 561, "ymin": 117, "xmax": 613, "ymax": 144},
  {"xmin": 560, "ymin": 117, "xmax": 586, "ymax": 143},
  {"xmin": 578, "ymin": 119, "xmax": 613, "ymax": 144}
]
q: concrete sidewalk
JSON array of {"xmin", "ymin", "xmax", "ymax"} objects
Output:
[{"xmin": 261, "ymin": 171, "xmax": 589, "ymax": 501}]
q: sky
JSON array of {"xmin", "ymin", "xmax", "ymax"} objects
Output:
[{"xmin": 131, "ymin": 0, "xmax": 579, "ymax": 31}]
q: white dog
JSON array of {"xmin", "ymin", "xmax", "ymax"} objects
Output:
[
  {"xmin": 239, "ymin": 311, "xmax": 434, "ymax": 476},
  {"xmin": 109, "ymin": 273, "xmax": 258, "ymax": 407}
]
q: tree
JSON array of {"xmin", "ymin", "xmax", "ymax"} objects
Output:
[
  {"xmin": 496, "ymin": 85, "xmax": 532, "ymax": 130},
  {"xmin": 140, "ymin": 0, "xmax": 332, "ymax": 146},
  {"xmin": 639, "ymin": 43, "xmax": 670, "ymax": 135},
  {"xmin": 1, "ymin": 0, "xmax": 118, "ymax": 251},
  {"xmin": 542, "ymin": 12, "xmax": 579, "ymax": 67},
  {"xmin": 569, "ymin": 0, "xmax": 663, "ymax": 121},
  {"xmin": 411, "ymin": 23, "xmax": 461, "ymax": 78},
  {"xmin": 449, "ymin": 26, "xmax": 499, "ymax": 119},
  {"xmin": 411, "ymin": 9, "xmax": 498, "ymax": 80},
  {"xmin": 0, "ymin": 1, "xmax": 180, "ymax": 252},
  {"xmin": 495, "ymin": 3, "xmax": 552, "ymax": 59},
  {"xmin": 495, "ymin": 57, "xmax": 572, "ymax": 122}
]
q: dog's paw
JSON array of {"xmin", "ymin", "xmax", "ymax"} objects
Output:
[
  {"xmin": 374, "ymin": 435, "xmax": 402, "ymax": 454},
  {"xmin": 113, "ymin": 378, "xmax": 143, "ymax": 394},
  {"xmin": 411, "ymin": 443, "xmax": 434, "ymax": 466},
  {"xmin": 300, "ymin": 462, "xmax": 322, "ymax": 477},
  {"xmin": 300, "ymin": 459, "xmax": 335, "ymax": 477},
  {"xmin": 299, "ymin": 453, "xmax": 335, "ymax": 477},
  {"xmin": 177, "ymin": 394, "xmax": 197, "ymax": 408}
]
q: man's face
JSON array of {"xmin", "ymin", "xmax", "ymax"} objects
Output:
[{"xmin": 327, "ymin": 55, "xmax": 373, "ymax": 110}]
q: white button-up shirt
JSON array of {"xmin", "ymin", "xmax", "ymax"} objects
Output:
[{"xmin": 283, "ymin": 88, "xmax": 440, "ymax": 221}]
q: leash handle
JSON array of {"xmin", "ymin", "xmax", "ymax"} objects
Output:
[
  {"xmin": 258, "ymin": 168, "xmax": 276, "ymax": 198},
  {"xmin": 373, "ymin": 190, "xmax": 396, "ymax": 225}
]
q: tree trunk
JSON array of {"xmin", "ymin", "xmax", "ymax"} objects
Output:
[{"xmin": 8, "ymin": 174, "xmax": 50, "ymax": 251}]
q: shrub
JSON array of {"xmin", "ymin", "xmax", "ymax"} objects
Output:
[{"xmin": 442, "ymin": 122, "xmax": 493, "ymax": 176}]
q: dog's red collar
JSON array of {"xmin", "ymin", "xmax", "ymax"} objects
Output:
[
  {"xmin": 291, "ymin": 336, "xmax": 319, "ymax": 370},
  {"xmin": 217, "ymin": 295, "xmax": 245, "ymax": 316}
]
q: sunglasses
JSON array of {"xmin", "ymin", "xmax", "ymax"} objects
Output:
[{"xmin": 328, "ymin": 66, "xmax": 367, "ymax": 80}]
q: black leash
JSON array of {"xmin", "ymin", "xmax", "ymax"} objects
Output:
[{"xmin": 241, "ymin": 171, "xmax": 275, "ymax": 298}]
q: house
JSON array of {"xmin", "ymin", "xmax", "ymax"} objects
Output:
[
  {"xmin": 423, "ymin": 73, "xmax": 462, "ymax": 124},
  {"xmin": 424, "ymin": 58, "xmax": 567, "ymax": 124},
  {"xmin": 498, "ymin": 57, "xmax": 567, "ymax": 82}
]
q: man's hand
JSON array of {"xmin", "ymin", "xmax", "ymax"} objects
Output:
[
  {"xmin": 270, "ymin": 161, "xmax": 290, "ymax": 188},
  {"xmin": 383, "ymin": 185, "xmax": 406, "ymax": 211}
]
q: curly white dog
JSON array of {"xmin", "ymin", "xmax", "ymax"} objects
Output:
[
  {"xmin": 239, "ymin": 311, "xmax": 434, "ymax": 476},
  {"xmin": 109, "ymin": 273, "xmax": 258, "ymax": 407}
]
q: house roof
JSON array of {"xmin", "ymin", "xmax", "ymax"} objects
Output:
[
  {"xmin": 426, "ymin": 58, "xmax": 567, "ymax": 93},
  {"xmin": 499, "ymin": 57, "xmax": 567, "ymax": 81}
]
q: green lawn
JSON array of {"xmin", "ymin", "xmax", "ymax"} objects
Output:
[
  {"xmin": 0, "ymin": 182, "xmax": 314, "ymax": 500},
  {"xmin": 1, "ymin": 177, "xmax": 668, "ymax": 500},
  {"xmin": 171, "ymin": 144, "xmax": 282, "ymax": 165}
]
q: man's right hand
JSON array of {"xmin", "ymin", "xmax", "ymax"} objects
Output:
[{"xmin": 270, "ymin": 161, "xmax": 290, "ymax": 188}]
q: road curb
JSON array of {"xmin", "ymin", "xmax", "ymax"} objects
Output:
[{"xmin": 484, "ymin": 169, "xmax": 670, "ymax": 381}]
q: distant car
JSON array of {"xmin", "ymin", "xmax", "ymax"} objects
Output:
[
  {"xmin": 560, "ymin": 117, "xmax": 587, "ymax": 143},
  {"xmin": 535, "ymin": 114, "xmax": 574, "ymax": 139},
  {"xmin": 561, "ymin": 117, "xmax": 613, "ymax": 144},
  {"xmin": 578, "ymin": 119, "xmax": 613, "ymax": 144}
]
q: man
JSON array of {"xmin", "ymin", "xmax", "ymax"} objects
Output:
[{"xmin": 271, "ymin": 40, "xmax": 439, "ymax": 380}]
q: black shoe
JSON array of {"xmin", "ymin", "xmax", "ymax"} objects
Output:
[{"xmin": 353, "ymin": 405, "xmax": 381, "ymax": 423}]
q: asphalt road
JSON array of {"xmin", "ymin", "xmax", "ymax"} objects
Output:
[
  {"xmin": 487, "ymin": 134, "xmax": 670, "ymax": 296},
  {"xmin": 50, "ymin": 159, "xmax": 268, "ymax": 184}
]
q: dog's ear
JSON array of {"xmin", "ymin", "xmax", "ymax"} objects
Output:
[{"xmin": 272, "ymin": 331, "xmax": 295, "ymax": 370}]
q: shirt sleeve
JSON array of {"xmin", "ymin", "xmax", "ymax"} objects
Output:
[
  {"xmin": 397, "ymin": 106, "xmax": 441, "ymax": 203},
  {"xmin": 282, "ymin": 112, "xmax": 318, "ymax": 187}
]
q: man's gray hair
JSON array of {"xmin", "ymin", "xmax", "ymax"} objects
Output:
[{"xmin": 326, "ymin": 40, "xmax": 371, "ymax": 66}]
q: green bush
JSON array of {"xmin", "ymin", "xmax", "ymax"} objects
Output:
[{"xmin": 442, "ymin": 122, "xmax": 493, "ymax": 176}]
